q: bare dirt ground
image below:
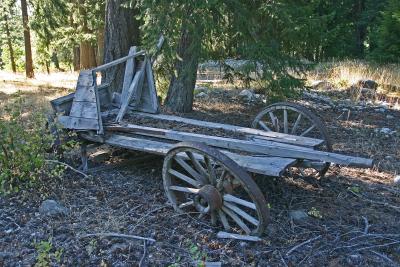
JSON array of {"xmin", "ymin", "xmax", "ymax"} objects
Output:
[{"xmin": 0, "ymin": 72, "xmax": 399, "ymax": 266}]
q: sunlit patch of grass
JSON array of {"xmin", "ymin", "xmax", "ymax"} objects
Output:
[{"xmin": 305, "ymin": 60, "xmax": 400, "ymax": 97}]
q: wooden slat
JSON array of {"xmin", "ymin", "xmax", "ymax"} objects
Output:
[
  {"xmin": 105, "ymin": 124, "xmax": 373, "ymax": 168},
  {"xmin": 132, "ymin": 112, "xmax": 324, "ymax": 148},
  {"xmin": 77, "ymin": 70, "xmax": 94, "ymax": 86},
  {"xmin": 102, "ymin": 135, "xmax": 296, "ymax": 176},
  {"xmin": 69, "ymin": 101, "xmax": 98, "ymax": 119},
  {"xmin": 116, "ymin": 60, "xmax": 146, "ymax": 122},
  {"xmin": 58, "ymin": 116, "xmax": 99, "ymax": 130},
  {"xmin": 92, "ymin": 50, "xmax": 146, "ymax": 72},
  {"xmin": 121, "ymin": 46, "xmax": 137, "ymax": 106},
  {"xmin": 74, "ymin": 85, "xmax": 97, "ymax": 102}
]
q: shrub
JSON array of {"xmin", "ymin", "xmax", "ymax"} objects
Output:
[{"xmin": 0, "ymin": 98, "xmax": 56, "ymax": 193}]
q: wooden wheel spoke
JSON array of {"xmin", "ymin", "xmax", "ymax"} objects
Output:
[
  {"xmin": 168, "ymin": 169, "xmax": 201, "ymax": 187},
  {"xmin": 205, "ymin": 156, "xmax": 217, "ymax": 185},
  {"xmin": 221, "ymin": 206, "xmax": 251, "ymax": 234},
  {"xmin": 291, "ymin": 113, "xmax": 302, "ymax": 134},
  {"xmin": 283, "ymin": 108, "xmax": 288, "ymax": 134},
  {"xmin": 300, "ymin": 124, "xmax": 316, "ymax": 137},
  {"xmin": 268, "ymin": 111, "xmax": 279, "ymax": 132},
  {"xmin": 223, "ymin": 194, "xmax": 256, "ymax": 210},
  {"xmin": 224, "ymin": 202, "xmax": 259, "ymax": 226},
  {"xmin": 186, "ymin": 151, "xmax": 208, "ymax": 180},
  {"xmin": 211, "ymin": 211, "xmax": 217, "ymax": 225},
  {"xmin": 174, "ymin": 157, "xmax": 206, "ymax": 185},
  {"xmin": 179, "ymin": 200, "xmax": 194, "ymax": 209},
  {"xmin": 169, "ymin": 186, "xmax": 199, "ymax": 194},
  {"xmin": 218, "ymin": 209, "xmax": 230, "ymax": 231},
  {"xmin": 258, "ymin": 121, "xmax": 272, "ymax": 131}
]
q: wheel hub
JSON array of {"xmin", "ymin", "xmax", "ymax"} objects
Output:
[{"xmin": 194, "ymin": 185, "xmax": 222, "ymax": 213}]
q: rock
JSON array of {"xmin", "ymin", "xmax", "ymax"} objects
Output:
[
  {"xmin": 375, "ymin": 108, "xmax": 386, "ymax": 113},
  {"xmin": 394, "ymin": 175, "xmax": 400, "ymax": 184},
  {"xmin": 289, "ymin": 210, "xmax": 309, "ymax": 222},
  {"xmin": 357, "ymin": 79, "xmax": 378, "ymax": 90},
  {"xmin": 109, "ymin": 243, "xmax": 129, "ymax": 254},
  {"xmin": 311, "ymin": 80, "xmax": 333, "ymax": 90},
  {"xmin": 39, "ymin": 199, "xmax": 68, "ymax": 217},
  {"xmin": 347, "ymin": 253, "xmax": 363, "ymax": 266},
  {"xmin": 194, "ymin": 85, "xmax": 208, "ymax": 93},
  {"xmin": 386, "ymin": 115, "xmax": 394, "ymax": 119},
  {"xmin": 378, "ymin": 128, "xmax": 392, "ymax": 134},
  {"xmin": 196, "ymin": 92, "xmax": 208, "ymax": 98},
  {"xmin": 360, "ymin": 88, "xmax": 376, "ymax": 99},
  {"xmin": 385, "ymin": 155, "xmax": 393, "ymax": 160},
  {"xmin": 238, "ymin": 89, "xmax": 255, "ymax": 100}
]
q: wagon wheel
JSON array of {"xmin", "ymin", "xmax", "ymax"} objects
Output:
[
  {"xmin": 251, "ymin": 102, "xmax": 332, "ymax": 177},
  {"xmin": 163, "ymin": 142, "xmax": 270, "ymax": 236}
]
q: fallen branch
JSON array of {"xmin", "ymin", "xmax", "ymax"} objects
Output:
[
  {"xmin": 362, "ymin": 216, "xmax": 369, "ymax": 234},
  {"xmin": 79, "ymin": 232, "xmax": 156, "ymax": 243},
  {"xmin": 356, "ymin": 240, "xmax": 400, "ymax": 251},
  {"xmin": 217, "ymin": 231, "xmax": 262, "ymax": 242},
  {"xmin": 139, "ymin": 240, "xmax": 148, "ymax": 267},
  {"xmin": 45, "ymin": 159, "xmax": 88, "ymax": 178},
  {"xmin": 286, "ymin": 235, "xmax": 322, "ymax": 256}
]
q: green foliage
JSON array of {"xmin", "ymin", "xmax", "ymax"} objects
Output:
[
  {"xmin": 0, "ymin": 0, "xmax": 25, "ymax": 71},
  {"xmin": 369, "ymin": 0, "xmax": 400, "ymax": 63},
  {"xmin": 34, "ymin": 238, "xmax": 63, "ymax": 267},
  {"xmin": 0, "ymin": 98, "xmax": 55, "ymax": 193}
]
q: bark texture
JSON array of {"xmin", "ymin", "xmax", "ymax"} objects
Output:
[
  {"xmin": 73, "ymin": 46, "xmax": 80, "ymax": 71},
  {"xmin": 103, "ymin": 0, "xmax": 140, "ymax": 93},
  {"xmin": 4, "ymin": 14, "xmax": 16, "ymax": 73},
  {"xmin": 20, "ymin": 0, "xmax": 34, "ymax": 78},
  {"xmin": 165, "ymin": 24, "xmax": 202, "ymax": 113}
]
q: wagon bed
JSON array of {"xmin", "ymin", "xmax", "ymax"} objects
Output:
[{"xmin": 50, "ymin": 41, "xmax": 373, "ymax": 236}]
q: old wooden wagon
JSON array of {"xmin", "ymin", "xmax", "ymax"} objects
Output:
[{"xmin": 50, "ymin": 40, "xmax": 373, "ymax": 236}]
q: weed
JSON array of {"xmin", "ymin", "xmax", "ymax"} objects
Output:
[{"xmin": 34, "ymin": 238, "xmax": 63, "ymax": 267}]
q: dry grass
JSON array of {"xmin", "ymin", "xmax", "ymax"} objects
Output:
[{"xmin": 305, "ymin": 60, "xmax": 400, "ymax": 97}]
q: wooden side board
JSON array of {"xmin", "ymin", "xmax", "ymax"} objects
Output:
[
  {"xmin": 103, "ymin": 134, "xmax": 296, "ymax": 177},
  {"xmin": 104, "ymin": 123, "xmax": 374, "ymax": 168},
  {"xmin": 132, "ymin": 112, "xmax": 324, "ymax": 148}
]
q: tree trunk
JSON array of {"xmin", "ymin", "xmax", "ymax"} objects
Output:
[
  {"xmin": 80, "ymin": 40, "xmax": 97, "ymax": 69},
  {"xmin": 4, "ymin": 14, "xmax": 16, "ymax": 73},
  {"xmin": 97, "ymin": 27, "xmax": 105, "ymax": 66},
  {"xmin": 354, "ymin": 0, "xmax": 367, "ymax": 58},
  {"xmin": 73, "ymin": 46, "xmax": 80, "ymax": 71},
  {"xmin": 103, "ymin": 0, "xmax": 140, "ymax": 93},
  {"xmin": 20, "ymin": 0, "xmax": 34, "ymax": 78},
  {"xmin": 165, "ymin": 23, "xmax": 202, "ymax": 113}
]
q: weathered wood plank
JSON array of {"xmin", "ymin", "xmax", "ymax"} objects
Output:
[
  {"xmin": 69, "ymin": 101, "xmax": 98, "ymax": 119},
  {"xmin": 77, "ymin": 70, "xmax": 95, "ymax": 86},
  {"xmin": 143, "ymin": 58, "xmax": 159, "ymax": 113},
  {"xmin": 92, "ymin": 50, "xmax": 146, "ymax": 72},
  {"xmin": 120, "ymin": 46, "xmax": 137, "ymax": 106},
  {"xmin": 115, "ymin": 60, "xmax": 146, "ymax": 122},
  {"xmin": 102, "ymin": 134, "xmax": 295, "ymax": 176},
  {"xmin": 74, "ymin": 85, "xmax": 97, "ymax": 102},
  {"xmin": 51, "ymin": 83, "xmax": 110, "ymax": 115},
  {"xmin": 105, "ymin": 124, "xmax": 373, "ymax": 168},
  {"xmin": 58, "ymin": 116, "xmax": 99, "ymax": 130},
  {"xmin": 132, "ymin": 112, "xmax": 324, "ymax": 148}
]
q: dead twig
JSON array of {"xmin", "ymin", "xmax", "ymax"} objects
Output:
[
  {"xmin": 139, "ymin": 240, "xmax": 148, "ymax": 267},
  {"xmin": 79, "ymin": 232, "xmax": 156, "ymax": 243},
  {"xmin": 362, "ymin": 216, "xmax": 369, "ymax": 234},
  {"xmin": 217, "ymin": 231, "xmax": 262, "ymax": 242},
  {"xmin": 45, "ymin": 159, "xmax": 88, "ymax": 178},
  {"xmin": 356, "ymin": 240, "xmax": 400, "ymax": 252},
  {"xmin": 286, "ymin": 235, "xmax": 322, "ymax": 256},
  {"xmin": 370, "ymin": 250, "xmax": 395, "ymax": 264}
]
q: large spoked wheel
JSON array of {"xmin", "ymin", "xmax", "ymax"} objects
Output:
[
  {"xmin": 163, "ymin": 142, "xmax": 270, "ymax": 236},
  {"xmin": 252, "ymin": 102, "xmax": 332, "ymax": 177}
]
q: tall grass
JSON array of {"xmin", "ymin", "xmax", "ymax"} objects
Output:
[{"xmin": 305, "ymin": 60, "xmax": 400, "ymax": 95}]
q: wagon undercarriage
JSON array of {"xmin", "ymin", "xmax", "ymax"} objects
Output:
[{"xmin": 50, "ymin": 40, "xmax": 373, "ymax": 236}]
